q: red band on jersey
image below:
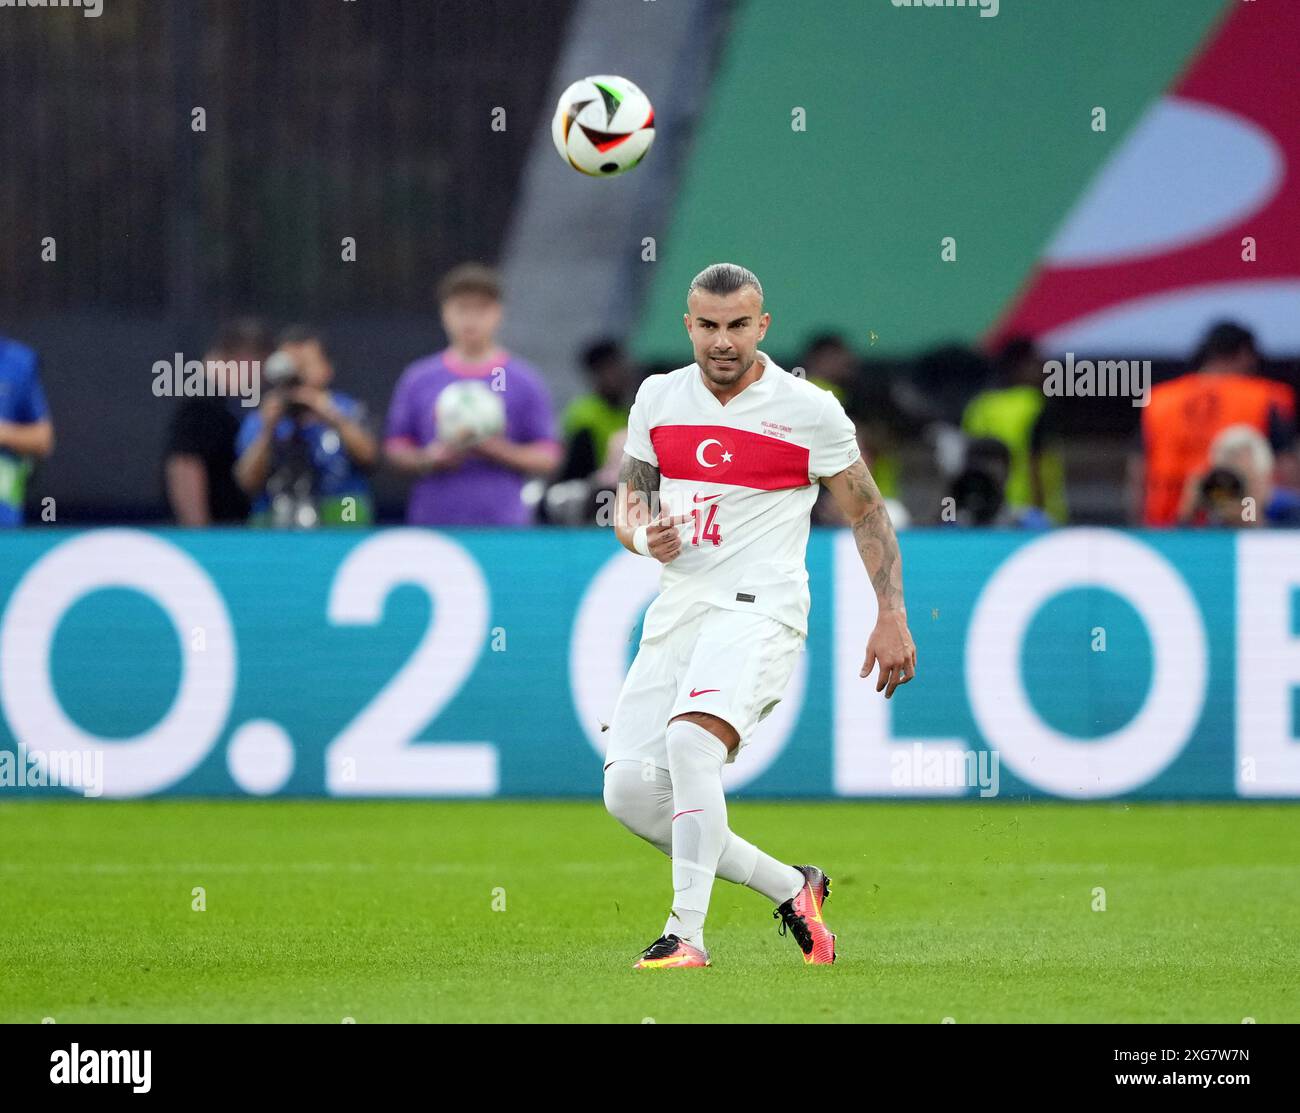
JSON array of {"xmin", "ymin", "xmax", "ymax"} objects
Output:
[{"xmin": 650, "ymin": 424, "xmax": 810, "ymax": 490}]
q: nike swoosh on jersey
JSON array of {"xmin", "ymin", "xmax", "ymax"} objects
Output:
[{"xmin": 689, "ymin": 688, "xmax": 720, "ymax": 697}]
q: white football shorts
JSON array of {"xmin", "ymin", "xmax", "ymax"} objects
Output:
[{"xmin": 603, "ymin": 603, "xmax": 806, "ymax": 770}]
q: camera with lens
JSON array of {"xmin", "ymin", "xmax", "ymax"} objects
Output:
[
  {"xmin": 1193, "ymin": 465, "xmax": 1247, "ymax": 527},
  {"xmin": 262, "ymin": 351, "xmax": 309, "ymax": 418}
]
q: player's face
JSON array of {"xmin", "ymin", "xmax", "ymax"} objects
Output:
[
  {"xmin": 441, "ymin": 293, "xmax": 502, "ymax": 355},
  {"xmin": 685, "ymin": 287, "xmax": 770, "ymax": 388}
]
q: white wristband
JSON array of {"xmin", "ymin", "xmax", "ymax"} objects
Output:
[{"xmin": 632, "ymin": 524, "xmax": 651, "ymax": 556}]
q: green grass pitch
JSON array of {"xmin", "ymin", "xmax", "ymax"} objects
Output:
[{"xmin": 1, "ymin": 799, "xmax": 1297, "ymax": 1023}]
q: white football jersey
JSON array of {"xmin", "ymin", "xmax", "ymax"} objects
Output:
[{"xmin": 624, "ymin": 350, "xmax": 861, "ymax": 640}]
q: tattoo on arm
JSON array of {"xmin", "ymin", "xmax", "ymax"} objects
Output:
[
  {"xmin": 843, "ymin": 458, "xmax": 905, "ymax": 613},
  {"xmin": 617, "ymin": 453, "xmax": 660, "ymax": 529}
]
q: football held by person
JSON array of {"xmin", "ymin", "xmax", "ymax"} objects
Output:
[{"xmin": 606, "ymin": 263, "xmax": 917, "ymax": 970}]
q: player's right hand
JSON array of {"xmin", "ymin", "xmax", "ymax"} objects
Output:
[{"xmin": 647, "ymin": 512, "xmax": 690, "ymax": 563}]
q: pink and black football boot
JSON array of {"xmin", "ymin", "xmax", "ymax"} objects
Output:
[
  {"xmin": 773, "ymin": 864, "xmax": 836, "ymax": 965},
  {"xmin": 633, "ymin": 934, "xmax": 711, "ymax": 970}
]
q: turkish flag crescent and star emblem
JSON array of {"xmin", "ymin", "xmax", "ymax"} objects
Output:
[{"xmin": 649, "ymin": 424, "xmax": 810, "ymax": 490}]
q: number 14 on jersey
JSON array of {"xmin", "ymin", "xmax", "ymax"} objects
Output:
[{"xmin": 691, "ymin": 502, "xmax": 722, "ymax": 546}]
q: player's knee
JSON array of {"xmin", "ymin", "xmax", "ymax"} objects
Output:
[
  {"xmin": 601, "ymin": 766, "xmax": 635, "ymax": 826},
  {"xmin": 602, "ymin": 762, "xmax": 669, "ymax": 846},
  {"xmin": 665, "ymin": 717, "xmax": 731, "ymax": 774}
]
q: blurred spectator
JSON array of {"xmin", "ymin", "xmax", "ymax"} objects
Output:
[
  {"xmin": 961, "ymin": 336, "xmax": 1068, "ymax": 524},
  {"xmin": 1182, "ymin": 467, "xmax": 1250, "ymax": 529},
  {"xmin": 544, "ymin": 339, "xmax": 633, "ymax": 525},
  {"xmin": 944, "ymin": 437, "xmax": 1051, "ymax": 528},
  {"xmin": 0, "ymin": 333, "xmax": 54, "ymax": 527},
  {"xmin": 235, "ymin": 327, "xmax": 377, "ymax": 528},
  {"xmin": 1135, "ymin": 321, "xmax": 1296, "ymax": 526},
  {"xmin": 905, "ymin": 343, "xmax": 991, "ymax": 427},
  {"xmin": 1178, "ymin": 424, "xmax": 1300, "ymax": 527},
  {"xmin": 800, "ymin": 332, "xmax": 858, "ymax": 406},
  {"xmin": 164, "ymin": 318, "xmax": 273, "ymax": 525},
  {"xmin": 941, "ymin": 436, "xmax": 1050, "ymax": 527},
  {"xmin": 901, "ymin": 344, "xmax": 996, "ymax": 515},
  {"xmin": 593, "ymin": 427, "xmax": 628, "ymax": 494},
  {"xmin": 857, "ymin": 361, "xmax": 913, "ymax": 505},
  {"xmin": 798, "ymin": 332, "xmax": 905, "ymax": 513},
  {"xmin": 557, "ymin": 339, "xmax": 632, "ymax": 482},
  {"xmin": 384, "ymin": 263, "xmax": 560, "ymax": 525}
]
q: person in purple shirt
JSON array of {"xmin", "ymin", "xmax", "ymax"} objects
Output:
[{"xmin": 385, "ymin": 264, "xmax": 561, "ymax": 525}]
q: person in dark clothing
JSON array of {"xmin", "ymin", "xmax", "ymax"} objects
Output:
[
  {"xmin": 163, "ymin": 318, "xmax": 274, "ymax": 525},
  {"xmin": 557, "ymin": 339, "xmax": 634, "ymax": 483}
]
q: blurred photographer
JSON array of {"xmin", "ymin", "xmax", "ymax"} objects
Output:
[
  {"xmin": 943, "ymin": 437, "xmax": 1051, "ymax": 528},
  {"xmin": 1177, "ymin": 424, "xmax": 1300, "ymax": 528},
  {"xmin": 235, "ymin": 327, "xmax": 377, "ymax": 527}
]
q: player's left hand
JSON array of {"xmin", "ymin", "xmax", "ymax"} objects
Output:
[{"xmin": 861, "ymin": 611, "xmax": 916, "ymax": 698}]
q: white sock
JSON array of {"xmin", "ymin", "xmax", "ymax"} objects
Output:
[
  {"xmin": 718, "ymin": 834, "xmax": 805, "ymax": 906},
  {"xmin": 663, "ymin": 720, "xmax": 729, "ymax": 949},
  {"xmin": 603, "ymin": 760, "xmax": 804, "ymax": 907}
]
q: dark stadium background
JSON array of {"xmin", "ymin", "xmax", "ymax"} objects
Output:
[
  {"xmin": 4, "ymin": 0, "xmax": 1295, "ymax": 523},
  {"xmin": 2, "ymin": 0, "xmax": 587, "ymax": 521}
]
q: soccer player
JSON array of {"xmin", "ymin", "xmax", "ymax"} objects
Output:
[{"xmin": 605, "ymin": 263, "xmax": 916, "ymax": 969}]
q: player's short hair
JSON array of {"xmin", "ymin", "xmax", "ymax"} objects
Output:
[
  {"xmin": 687, "ymin": 263, "xmax": 763, "ymax": 306},
  {"xmin": 437, "ymin": 263, "xmax": 502, "ymax": 306}
]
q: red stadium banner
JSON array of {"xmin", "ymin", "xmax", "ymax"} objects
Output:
[{"xmin": 990, "ymin": 1, "xmax": 1300, "ymax": 354}]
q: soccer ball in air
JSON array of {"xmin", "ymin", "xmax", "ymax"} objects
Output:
[
  {"xmin": 435, "ymin": 380, "xmax": 506, "ymax": 445},
  {"xmin": 551, "ymin": 75, "xmax": 655, "ymax": 177}
]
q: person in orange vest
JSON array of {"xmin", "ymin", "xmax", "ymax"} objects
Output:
[{"xmin": 1134, "ymin": 322, "xmax": 1296, "ymax": 526}]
